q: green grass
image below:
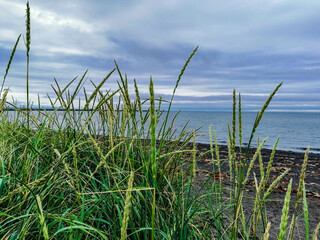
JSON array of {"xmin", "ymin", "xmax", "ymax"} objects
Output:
[{"xmin": 0, "ymin": 3, "xmax": 318, "ymax": 239}]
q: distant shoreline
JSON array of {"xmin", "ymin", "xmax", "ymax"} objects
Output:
[
  {"xmin": 2, "ymin": 108, "xmax": 149, "ymax": 112},
  {"xmin": 2, "ymin": 109, "xmax": 320, "ymax": 113}
]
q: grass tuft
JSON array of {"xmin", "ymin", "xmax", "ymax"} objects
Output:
[{"xmin": 0, "ymin": 3, "xmax": 315, "ymax": 239}]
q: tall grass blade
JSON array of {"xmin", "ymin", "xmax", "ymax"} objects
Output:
[
  {"xmin": 303, "ymin": 181, "xmax": 310, "ymax": 240},
  {"xmin": 36, "ymin": 195, "xmax": 49, "ymax": 240},
  {"xmin": 83, "ymin": 69, "xmax": 115, "ymax": 110},
  {"xmin": 0, "ymin": 89, "xmax": 9, "ymax": 114},
  {"xmin": 25, "ymin": 1, "xmax": 31, "ymax": 131},
  {"xmin": 1, "ymin": 34, "xmax": 21, "ymax": 95},
  {"xmin": 158, "ymin": 46, "xmax": 198, "ymax": 153},
  {"xmin": 246, "ymin": 82, "xmax": 282, "ymax": 155},
  {"xmin": 263, "ymin": 222, "xmax": 271, "ymax": 240},
  {"xmin": 149, "ymin": 78, "xmax": 157, "ymax": 181},
  {"xmin": 149, "ymin": 78, "xmax": 156, "ymax": 240},
  {"xmin": 278, "ymin": 179, "xmax": 292, "ymax": 240},
  {"xmin": 289, "ymin": 147, "xmax": 310, "ymax": 239},
  {"xmin": 312, "ymin": 222, "xmax": 320, "ymax": 240},
  {"xmin": 237, "ymin": 83, "xmax": 282, "ymax": 210},
  {"xmin": 121, "ymin": 171, "xmax": 134, "ymax": 240},
  {"xmin": 238, "ymin": 93, "xmax": 242, "ymax": 150}
]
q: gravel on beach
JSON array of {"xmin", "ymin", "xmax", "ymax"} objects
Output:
[{"xmin": 191, "ymin": 143, "xmax": 320, "ymax": 239}]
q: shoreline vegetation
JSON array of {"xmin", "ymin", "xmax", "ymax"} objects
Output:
[{"xmin": 0, "ymin": 2, "xmax": 319, "ymax": 239}]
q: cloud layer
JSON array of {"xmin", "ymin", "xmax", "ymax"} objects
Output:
[{"xmin": 0, "ymin": 0, "xmax": 319, "ymax": 111}]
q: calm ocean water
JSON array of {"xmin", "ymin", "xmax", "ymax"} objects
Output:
[
  {"xmin": 167, "ymin": 111, "xmax": 320, "ymax": 153},
  {"xmin": 5, "ymin": 110, "xmax": 319, "ymax": 153}
]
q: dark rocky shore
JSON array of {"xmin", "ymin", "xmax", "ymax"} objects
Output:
[
  {"xmin": 194, "ymin": 143, "xmax": 320, "ymax": 197},
  {"xmin": 192, "ymin": 143, "xmax": 320, "ymax": 239}
]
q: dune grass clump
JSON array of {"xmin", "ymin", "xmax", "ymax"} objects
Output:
[{"xmin": 0, "ymin": 3, "xmax": 318, "ymax": 239}]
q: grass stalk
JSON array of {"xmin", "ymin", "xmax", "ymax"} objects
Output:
[
  {"xmin": 303, "ymin": 181, "xmax": 310, "ymax": 240},
  {"xmin": 278, "ymin": 179, "xmax": 292, "ymax": 240},
  {"xmin": 121, "ymin": 171, "xmax": 134, "ymax": 240},
  {"xmin": 26, "ymin": 1, "xmax": 31, "ymax": 131},
  {"xmin": 36, "ymin": 195, "xmax": 49, "ymax": 240},
  {"xmin": 312, "ymin": 222, "xmax": 320, "ymax": 240},
  {"xmin": 289, "ymin": 147, "xmax": 310, "ymax": 239},
  {"xmin": 1, "ymin": 34, "xmax": 21, "ymax": 95},
  {"xmin": 149, "ymin": 78, "xmax": 156, "ymax": 240},
  {"xmin": 263, "ymin": 222, "xmax": 271, "ymax": 240}
]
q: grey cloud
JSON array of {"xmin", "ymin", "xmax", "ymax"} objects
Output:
[{"xmin": 0, "ymin": 0, "xmax": 319, "ymax": 111}]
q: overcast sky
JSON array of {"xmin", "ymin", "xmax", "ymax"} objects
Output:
[{"xmin": 0, "ymin": 0, "xmax": 319, "ymax": 111}]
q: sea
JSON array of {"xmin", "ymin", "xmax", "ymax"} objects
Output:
[
  {"xmin": 4, "ymin": 110, "xmax": 320, "ymax": 153},
  {"xmin": 166, "ymin": 111, "xmax": 320, "ymax": 154}
]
